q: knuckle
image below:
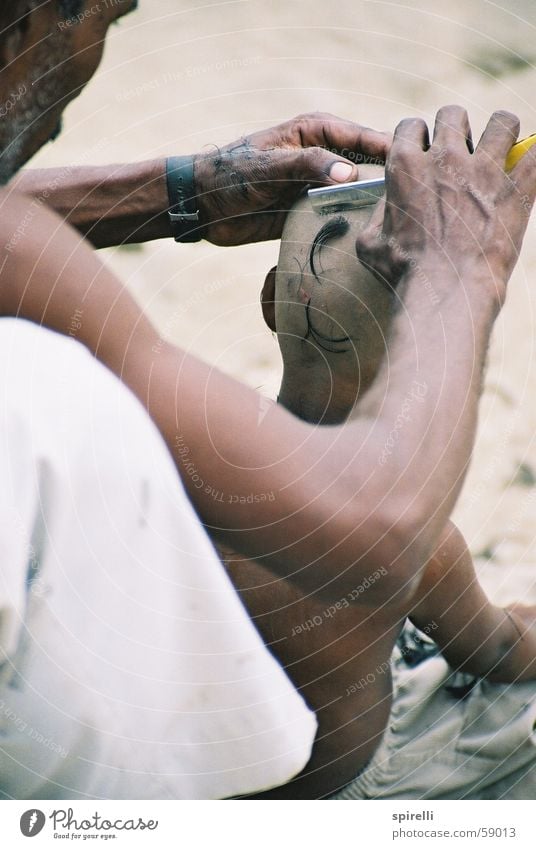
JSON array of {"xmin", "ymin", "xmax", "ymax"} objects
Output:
[
  {"xmin": 435, "ymin": 142, "xmax": 463, "ymax": 162},
  {"xmin": 436, "ymin": 105, "xmax": 470, "ymax": 132},
  {"xmin": 396, "ymin": 117, "xmax": 426, "ymax": 132},
  {"xmin": 491, "ymin": 109, "xmax": 520, "ymax": 131},
  {"xmin": 293, "ymin": 111, "xmax": 335, "ymax": 135},
  {"xmin": 437, "ymin": 103, "xmax": 467, "ymax": 116},
  {"xmin": 292, "ymin": 112, "xmax": 319, "ymax": 128},
  {"xmin": 430, "ymin": 141, "xmax": 458, "ymax": 159},
  {"xmin": 295, "ymin": 110, "xmax": 324, "ymax": 121},
  {"xmin": 286, "ymin": 114, "xmax": 316, "ymax": 144},
  {"xmin": 391, "ymin": 144, "xmax": 419, "ymax": 169},
  {"xmin": 355, "ymin": 233, "xmax": 372, "ymax": 256},
  {"xmin": 300, "ymin": 145, "xmax": 327, "ymax": 171},
  {"xmin": 492, "ymin": 108, "xmax": 518, "ymax": 122},
  {"xmin": 394, "ymin": 118, "xmax": 428, "ymax": 148}
]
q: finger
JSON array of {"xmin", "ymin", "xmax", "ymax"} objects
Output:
[
  {"xmin": 431, "ymin": 105, "xmax": 472, "ymax": 151},
  {"xmin": 365, "ymin": 195, "xmax": 386, "ymax": 236},
  {"xmin": 263, "ymin": 146, "xmax": 362, "ymax": 186},
  {"xmin": 355, "ymin": 197, "xmax": 386, "ymax": 254},
  {"xmin": 392, "ymin": 117, "xmax": 430, "ymax": 150},
  {"xmin": 475, "ymin": 109, "xmax": 520, "ymax": 166},
  {"xmin": 279, "ymin": 112, "xmax": 391, "ymax": 165},
  {"xmin": 387, "ymin": 118, "xmax": 429, "ymax": 178},
  {"xmin": 354, "ymin": 197, "xmax": 399, "ymax": 290}
]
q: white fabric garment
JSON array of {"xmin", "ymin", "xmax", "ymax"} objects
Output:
[{"xmin": 0, "ymin": 319, "xmax": 316, "ymax": 800}]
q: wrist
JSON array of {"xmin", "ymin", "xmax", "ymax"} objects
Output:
[
  {"xmin": 398, "ymin": 258, "xmax": 502, "ymax": 321},
  {"xmin": 192, "ymin": 152, "xmax": 220, "ymax": 241},
  {"xmin": 192, "ymin": 152, "xmax": 237, "ymax": 246},
  {"xmin": 166, "ymin": 156, "xmax": 203, "ymax": 243}
]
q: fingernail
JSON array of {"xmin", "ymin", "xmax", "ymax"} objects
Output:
[{"xmin": 330, "ymin": 162, "xmax": 354, "ymax": 182}]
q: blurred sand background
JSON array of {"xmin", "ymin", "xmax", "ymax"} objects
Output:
[{"xmin": 30, "ymin": 0, "xmax": 536, "ymax": 603}]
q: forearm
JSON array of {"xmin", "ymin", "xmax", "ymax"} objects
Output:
[
  {"xmin": 409, "ymin": 522, "xmax": 536, "ymax": 682},
  {"xmin": 351, "ymin": 264, "xmax": 497, "ymax": 589},
  {"xmin": 0, "ymin": 198, "xmax": 502, "ymax": 601},
  {"xmin": 0, "ymin": 196, "xmax": 462, "ymax": 599},
  {"xmin": 346, "ymin": 106, "xmax": 536, "ymax": 587},
  {"xmin": 9, "ymin": 160, "xmax": 173, "ymax": 248},
  {"xmin": 7, "ymin": 113, "xmax": 391, "ymax": 250},
  {"xmin": 486, "ymin": 606, "xmax": 536, "ymax": 682}
]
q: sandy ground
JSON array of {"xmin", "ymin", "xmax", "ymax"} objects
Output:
[{"xmin": 31, "ymin": 0, "xmax": 536, "ymax": 603}]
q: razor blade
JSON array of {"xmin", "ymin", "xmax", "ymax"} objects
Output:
[{"xmin": 308, "ymin": 178, "xmax": 385, "ymax": 214}]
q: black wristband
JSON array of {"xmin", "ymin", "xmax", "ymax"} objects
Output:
[{"xmin": 166, "ymin": 156, "xmax": 202, "ymax": 243}]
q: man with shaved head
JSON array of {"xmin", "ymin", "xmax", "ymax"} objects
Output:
[{"xmin": 1, "ymin": 0, "xmax": 536, "ymax": 801}]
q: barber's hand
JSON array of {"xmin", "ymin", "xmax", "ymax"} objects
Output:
[
  {"xmin": 193, "ymin": 112, "xmax": 390, "ymax": 246},
  {"xmin": 355, "ymin": 106, "xmax": 536, "ymax": 310}
]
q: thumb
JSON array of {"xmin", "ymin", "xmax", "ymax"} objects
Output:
[{"xmin": 270, "ymin": 147, "xmax": 360, "ymax": 187}]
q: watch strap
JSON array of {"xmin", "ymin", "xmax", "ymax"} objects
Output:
[{"xmin": 166, "ymin": 155, "xmax": 202, "ymax": 243}]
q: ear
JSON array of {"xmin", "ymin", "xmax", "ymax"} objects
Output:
[{"xmin": 261, "ymin": 266, "xmax": 277, "ymax": 332}]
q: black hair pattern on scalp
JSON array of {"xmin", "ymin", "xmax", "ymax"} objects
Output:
[
  {"xmin": 309, "ymin": 215, "xmax": 350, "ymax": 280},
  {"xmin": 304, "ymin": 215, "xmax": 352, "ymax": 353}
]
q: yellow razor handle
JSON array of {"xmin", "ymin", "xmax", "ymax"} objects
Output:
[{"xmin": 505, "ymin": 134, "xmax": 536, "ymax": 172}]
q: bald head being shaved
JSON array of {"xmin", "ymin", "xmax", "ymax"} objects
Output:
[{"xmin": 270, "ymin": 182, "xmax": 394, "ymax": 424}]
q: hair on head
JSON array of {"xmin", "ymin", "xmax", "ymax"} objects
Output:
[
  {"xmin": 58, "ymin": 0, "xmax": 85, "ymax": 15},
  {"xmin": 0, "ymin": 1, "xmax": 85, "ymax": 27},
  {"xmin": 309, "ymin": 215, "xmax": 350, "ymax": 281}
]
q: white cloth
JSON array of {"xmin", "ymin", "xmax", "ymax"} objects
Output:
[
  {"xmin": 0, "ymin": 319, "xmax": 316, "ymax": 800},
  {"xmin": 332, "ymin": 626, "xmax": 536, "ymax": 800}
]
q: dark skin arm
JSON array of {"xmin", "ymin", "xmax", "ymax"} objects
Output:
[
  {"xmin": 2, "ymin": 107, "xmax": 535, "ymax": 800},
  {"xmin": 8, "ymin": 113, "xmax": 390, "ymax": 248},
  {"xmin": 409, "ymin": 522, "xmax": 536, "ymax": 683},
  {"xmin": 1, "ymin": 108, "xmax": 535, "ymax": 606}
]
